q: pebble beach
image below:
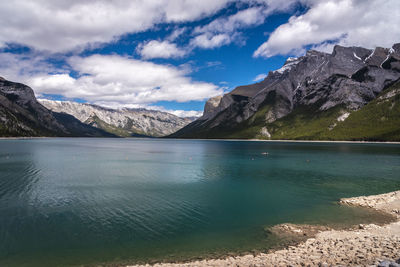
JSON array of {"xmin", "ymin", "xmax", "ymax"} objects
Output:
[{"xmin": 128, "ymin": 190, "xmax": 400, "ymax": 267}]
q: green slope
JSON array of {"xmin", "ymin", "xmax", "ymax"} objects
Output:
[
  {"xmin": 172, "ymin": 81, "xmax": 400, "ymax": 141},
  {"xmin": 265, "ymin": 81, "xmax": 400, "ymax": 141},
  {"xmin": 328, "ymin": 82, "xmax": 400, "ymax": 141}
]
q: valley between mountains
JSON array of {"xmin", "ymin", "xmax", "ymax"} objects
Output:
[{"xmin": 1, "ymin": 43, "xmax": 400, "ymax": 141}]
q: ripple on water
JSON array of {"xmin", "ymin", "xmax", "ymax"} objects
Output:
[{"xmin": 0, "ymin": 139, "xmax": 399, "ymax": 267}]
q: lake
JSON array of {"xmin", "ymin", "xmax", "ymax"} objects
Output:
[{"xmin": 0, "ymin": 138, "xmax": 399, "ymax": 266}]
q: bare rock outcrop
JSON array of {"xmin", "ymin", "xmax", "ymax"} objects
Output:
[{"xmin": 172, "ymin": 43, "xmax": 400, "ymax": 139}]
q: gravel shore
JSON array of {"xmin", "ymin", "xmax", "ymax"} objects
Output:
[{"xmin": 128, "ymin": 190, "xmax": 400, "ymax": 267}]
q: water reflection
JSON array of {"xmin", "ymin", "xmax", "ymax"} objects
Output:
[{"xmin": 0, "ymin": 139, "xmax": 399, "ymax": 266}]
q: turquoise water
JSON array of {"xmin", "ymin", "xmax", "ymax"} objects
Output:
[{"xmin": 0, "ymin": 138, "xmax": 399, "ymax": 266}]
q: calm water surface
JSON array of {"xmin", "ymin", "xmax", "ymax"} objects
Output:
[{"xmin": 0, "ymin": 138, "xmax": 399, "ymax": 266}]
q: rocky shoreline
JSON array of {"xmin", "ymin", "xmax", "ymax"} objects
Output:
[{"xmin": 128, "ymin": 190, "xmax": 400, "ymax": 267}]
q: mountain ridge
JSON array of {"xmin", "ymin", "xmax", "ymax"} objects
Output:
[
  {"xmin": 170, "ymin": 43, "xmax": 400, "ymax": 141},
  {"xmin": 39, "ymin": 99, "xmax": 195, "ymax": 137}
]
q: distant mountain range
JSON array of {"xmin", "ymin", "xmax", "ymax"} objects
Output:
[
  {"xmin": 39, "ymin": 99, "xmax": 194, "ymax": 137},
  {"xmin": 2, "ymin": 43, "xmax": 400, "ymax": 140},
  {"xmin": 171, "ymin": 43, "xmax": 400, "ymax": 141},
  {"xmin": 0, "ymin": 77, "xmax": 194, "ymax": 137}
]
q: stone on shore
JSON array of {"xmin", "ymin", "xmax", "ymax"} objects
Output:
[{"xmin": 128, "ymin": 191, "xmax": 400, "ymax": 267}]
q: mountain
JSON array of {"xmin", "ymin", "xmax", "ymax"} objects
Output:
[
  {"xmin": 0, "ymin": 77, "xmax": 114, "ymax": 137},
  {"xmin": 171, "ymin": 43, "xmax": 400, "ymax": 141},
  {"xmin": 39, "ymin": 100, "xmax": 195, "ymax": 137}
]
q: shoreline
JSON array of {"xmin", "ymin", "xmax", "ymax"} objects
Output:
[
  {"xmin": 186, "ymin": 138, "xmax": 400, "ymax": 144},
  {"xmin": 127, "ymin": 190, "xmax": 400, "ymax": 267},
  {"xmin": 0, "ymin": 136, "xmax": 400, "ymax": 144}
]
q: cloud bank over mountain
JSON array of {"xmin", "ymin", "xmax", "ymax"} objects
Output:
[
  {"xmin": 0, "ymin": 0, "xmax": 398, "ymax": 116},
  {"xmin": 254, "ymin": 0, "xmax": 400, "ymax": 57}
]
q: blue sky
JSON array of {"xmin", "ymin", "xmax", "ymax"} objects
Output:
[{"xmin": 0, "ymin": 0, "xmax": 398, "ymax": 117}]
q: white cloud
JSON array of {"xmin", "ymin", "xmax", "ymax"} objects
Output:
[
  {"xmin": 148, "ymin": 106, "xmax": 203, "ymax": 118},
  {"xmin": 190, "ymin": 33, "xmax": 233, "ymax": 49},
  {"xmin": 19, "ymin": 54, "xmax": 223, "ymax": 106},
  {"xmin": 0, "ymin": 1, "xmax": 301, "ymax": 54},
  {"xmin": 189, "ymin": 1, "xmax": 298, "ymax": 49},
  {"xmin": 167, "ymin": 27, "xmax": 188, "ymax": 41},
  {"xmin": 254, "ymin": 0, "xmax": 400, "ymax": 58},
  {"xmin": 194, "ymin": 7, "xmax": 265, "ymax": 34},
  {"xmin": 128, "ymin": 1, "xmax": 299, "ymax": 57},
  {"xmin": 0, "ymin": 52, "xmax": 66, "ymax": 82},
  {"xmin": 169, "ymin": 109, "xmax": 203, "ymax": 118},
  {"xmin": 190, "ymin": 7, "xmax": 264, "ymax": 49},
  {"xmin": 253, "ymin": 73, "xmax": 267, "ymax": 82},
  {"xmin": 137, "ymin": 40, "xmax": 188, "ymax": 59},
  {"xmin": 0, "ymin": 0, "xmax": 232, "ymax": 53},
  {"xmin": 0, "ymin": 51, "xmax": 222, "ymax": 114}
]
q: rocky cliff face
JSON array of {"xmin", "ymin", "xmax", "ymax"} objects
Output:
[
  {"xmin": 171, "ymin": 43, "xmax": 400, "ymax": 141},
  {"xmin": 39, "ymin": 100, "xmax": 194, "ymax": 137},
  {"xmin": 0, "ymin": 77, "xmax": 113, "ymax": 137}
]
